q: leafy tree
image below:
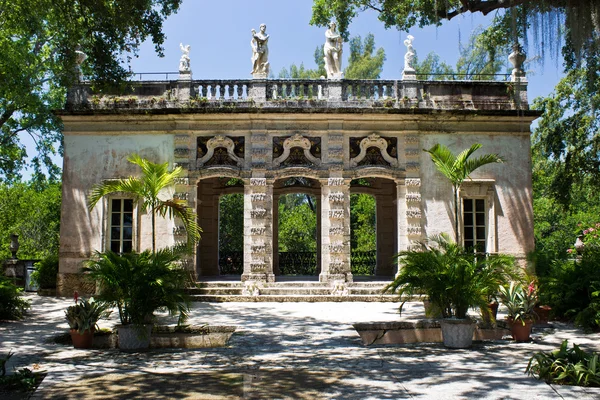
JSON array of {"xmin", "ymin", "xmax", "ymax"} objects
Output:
[
  {"xmin": 310, "ymin": 1, "xmax": 599, "ymax": 60},
  {"xmin": 0, "ymin": 181, "xmax": 61, "ymax": 260},
  {"xmin": 0, "ymin": 0, "xmax": 182, "ymax": 182},
  {"xmin": 278, "ymin": 194, "xmax": 317, "ymax": 252},
  {"xmin": 218, "ymin": 193, "xmax": 244, "ymax": 255},
  {"xmin": 88, "ymin": 154, "xmax": 200, "ymax": 253},
  {"xmin": 279, "ymin": 33, "xmax": 385, "ymax": 80},
  {"xmin": 424, "ymin": 143, "xmax": 504, "ymax": 243},
  {"xmin": 350, "ymin": 194, "xmax": 376, "ymax": 252}
]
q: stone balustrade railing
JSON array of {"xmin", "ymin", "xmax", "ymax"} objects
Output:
[{"xmin": 66, "ymin": 77, "xmax": 529, "ymax": 111}]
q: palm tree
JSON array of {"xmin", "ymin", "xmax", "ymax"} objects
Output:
[
  {"xmin": 88, "ymin": 154, "xmax": 201, "ymax": 253},
  {"xmin": 424, "ymin": 143, "xmax": 504, "ymax": 243}
]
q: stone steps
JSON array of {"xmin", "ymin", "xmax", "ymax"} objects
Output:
[
  {"xmin": 188, "ymin": 279, "xmax": 397, "ymax": 302},
  {"xmin": 188, "ymin": 294, "xmax": 399, "ymax": 302}
]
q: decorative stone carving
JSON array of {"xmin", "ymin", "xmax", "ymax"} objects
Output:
[
  {"xmin": 250, "ymin": 209, "xmax": 267, "ymax": 218},
  {"xmin": 250, "ymin": 227, "xmax": 266, "ymax": 235},
  {"xmin": 251, "ymin": 193, "xmax": 267, "ymax": 202},
  {"xmin": 74, "ymin": 46, "xmax": 87, "ymax": 80},
  {"xmin": 174, "ymin": 178, "xmax": 190, "ymax": 185},
  {"xmin": 251, "ymin": 24, "xmax": 270, "ymax": 78},
  {"xmin": 173, "ymin": 192, "xmax": 189, "ymax": 201},
  {"xmin": 250, "ymin": 263, "xmax": 267, "ymax": 272},
  {"xmin": 250, "ymin": 178, "xmax": 267, "ymax": 186},
  {"xmin": 328, "ymin": 210, "xmax": 344, "ymax": 219},
  {"xmin": 405, "ymin": 135, "xmax": 419, "ymax": 144},
  {"xmin": 329, "ymin": 243, "xmax": 344, "ymax": 253},
  {"xmin": 174, "ymin": 135, "xmax": 190, "ymax": 144},
  {"xmin": 350, "ymin": 133, "xmax": 398, "ymax": 167},
  {"xmin": 329, "ymin": 226, "xmax": 344, "ymax": 235},
  {"xmin": 407, "ymin": 225, "xmax": 422, "ymax": 235},
  {"xmin": 324, "ymin": 21, "xmax": 343, "ymax": 79},
  {"xmin": 406, "ymin": 208, "xmax": 422, "ymax": 218},
  {"xmin": 251, "ymin": 245, "xmax": 266, "ymax": 253},
  {"xmin": 197, "ymin": 135, "xmax": 243, "ymax": 167},
  {"xmin": 405, "ymin": 148, "xmax": 420, "ymax": 157},
  {"xmin": 331, "ymin": 280, "xmax": 349, "ymax": 296},
  {"xmin": 272, "ymin": 134, "xmax": 321, "ymax": 166},
  {"xmin": 328, "ymin": 262, "xmax": 345, "ymax": 274},
  {"xmin": 406, "ymin": 193, "xmax": 422, "ymax": 202},
  {"xmin": 179, "ymin": 43, "xmax": 191, "ymax": 73},
  {"xmin": 328, "ymin": 192, "xmax": 345, "ymax": 204},
  {"xmin": 328, "ymin": 178, "xmax": 345, "ymax": 186},
  {"xmin": 508, "ymin": 43, "xmax": 526, "ymax": 78},
  {"xmin": 174, "ymin": 148, "xmax": 190, "ymax": 157},
  {"xmin": 405, "ymin": 178, "xmax": 421, "ymax": 187},
  {"xmin": 242, "ymin": 281, "xmax": 262, "ymax": 296}
]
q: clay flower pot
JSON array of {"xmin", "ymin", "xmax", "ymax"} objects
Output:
[
  {"xmin": 70, "ymin": 328, "xmax": 95, "ymax": 349},
  {"xmin": 507, "ymin": 318, "xmax": 533, "ymax": 342}
]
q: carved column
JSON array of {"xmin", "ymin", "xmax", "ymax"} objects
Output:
[
  {"xmin": 272, "ymin": 193, "xmax": 280, "ymax": 275},
  {"xmin": 400, "ymin": 135, "xmax": 424, "ymax": 253},
  {"xmin": 319, "ymin": 177, "xmax": 352, "ymax": 283},
  {"xmin": 242, "ymin": 177, "xmax": 275, "ymax": 282}
]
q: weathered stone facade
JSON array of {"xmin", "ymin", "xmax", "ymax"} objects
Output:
[{"xmin": 57, "ymin": 75, "xmax": 538, "ymax": 295}]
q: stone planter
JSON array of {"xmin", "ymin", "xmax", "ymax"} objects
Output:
[
  {"xmin": 439, "ymin": 318, "xmax": 476, "ymax": 349},
  {"xmin": 353, "ymin": 320, "xmax": 510, "ymax": 346},
  {"xmin": 150, "ymin": 325, "xmax": 236, "ymax": 348},
  {"xmin": 117, "ymin": 324, "xmax": 153, "ymax": 351}
]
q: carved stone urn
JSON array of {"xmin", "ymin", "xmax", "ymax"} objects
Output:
[{"xmin": 508, "ymin": 44, "xmax": 526, "ymax": 76}]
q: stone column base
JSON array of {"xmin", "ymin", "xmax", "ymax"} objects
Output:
[
  {"xmin": 319, "ymin": 272, "xmax": 353, "ymax": 283},
  {"xmin": 241, "ymin": 273, "xmax": 275, "ymax": 283},
  {"xmin": 56, "ymin": 273, "xmax": 96, "ymax": 297}
]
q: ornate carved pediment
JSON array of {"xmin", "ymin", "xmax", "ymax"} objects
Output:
[
  {"xmin": 197, "ymin": 135, "xmax": 244, "ymax": 167},
  {"xmin": 349, "ymin": 133, "xmax": 398, "ymax": 168},
  {"xmin": 273, "ymin": 134, "xmax": 321, "ymax": 167}
]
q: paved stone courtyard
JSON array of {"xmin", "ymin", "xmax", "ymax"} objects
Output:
[{"xmin": 1, "ymin": 294, "xmax": 599, "ymax": 399}]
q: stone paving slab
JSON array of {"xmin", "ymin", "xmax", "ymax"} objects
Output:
[{"xmin": 1, "ymin": 294, "xmax": 599, "ymax": 399}]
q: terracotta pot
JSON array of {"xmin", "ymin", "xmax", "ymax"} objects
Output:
[
  {"xmin": 534, "ymin": 305, "xmax": 552, "ymax": 324},
  {"xmin": 70, "ymin": 328, "xmax": 94, "ymax": 349},
  {"xmin": 507, "ymin": 318, "xmax": 533, "ymax": 342}
]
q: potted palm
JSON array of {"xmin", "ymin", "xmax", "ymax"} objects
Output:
[
  {"xmin": 83, "ymin": 249, "xmax": 192, "ymax": 350},
  {"xmin": 385, "ymin": 234, "xmax": 516, "ymax": 348},
  {"xmin": 498, "ymin": 281, "xmax": 538, "ymax": 341},
  {"xmin": 65, "ymin": 297, "xmax": 111, "ymax": 349}
]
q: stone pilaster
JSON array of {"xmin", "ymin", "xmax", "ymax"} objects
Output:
[
  {"xmin": 242, "ymin": 177, "xmax": 275, "ymax": 282},
  {"xmin": 401, "ymin": 135, "xmax": 424, "ymax": 252},
  {"xmin": 319, "ymin": 176, "xmax": 352, "ymax": 283}
]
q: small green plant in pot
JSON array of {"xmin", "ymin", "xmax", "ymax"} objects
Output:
[
  {"xmin": 83, "ymin": 249, "xmax": 192, "ymax": 351},
  {"xmin": 65, "ymin": 297, "xmax": 111, "ymax": 349},
  {"xmin": 385, "ymin": 234, "xmax": 516, "ymax": 348},
  {"xmin": 498, "ymin": 281, "xmax": 538, "ymax": 341}
]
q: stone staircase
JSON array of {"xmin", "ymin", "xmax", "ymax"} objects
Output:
[{"xmin": 187, "ymin": 280, "xmax": 399, "ymax": 302}]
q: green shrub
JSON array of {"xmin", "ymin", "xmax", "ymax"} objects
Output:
[
  {"xmin": 0, "ymin": 276, "xmax": 30, "ymax": 320},
  {"xmin": 526, "ymin": 340, "xmax": 600, "ymax": 387},
  {"xmin": 32, "ymin": 254, "xmax": 58, "ymax": 289},
  {"xmin": 539, "ymin": 247, "xmax": 600, "ymax": 331}
]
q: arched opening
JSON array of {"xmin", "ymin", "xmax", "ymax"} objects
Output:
[
  {"xmin": 273, "ymin": 177, "xmax": 321, "ymax": 277},
  {"xmin": 350, "ymin": 177, "xmax": 397, "ymax": 277},
  {"xmin": 196, "ymin": 177, "xmax": 243, "ymax": 277}
]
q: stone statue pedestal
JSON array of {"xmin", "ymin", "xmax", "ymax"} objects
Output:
[
  {"xmin": 402, "ymin": 69, "xmax": 416, "ymax": 81},
  {"xmin": 179, "ymin": 71, "xmax": 192, "ymax": 81},
  {"xmin": 327, "ymin": 72, "xmax": 343, "ymax": 81},
  {"xmin": 252, "ymin": 73, "xmax": 268, "ymax": 80}
]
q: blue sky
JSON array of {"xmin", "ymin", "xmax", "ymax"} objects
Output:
[
  {"xmin": 128, "ymin": 0, "xmax": 563, "ymax": 100},
  {"xmin": 25, "ymin": 0, "xmax": 565, "ymax": 178}
]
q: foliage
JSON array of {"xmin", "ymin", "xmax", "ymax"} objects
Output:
[
  {"xmin": 424, "ymin": 143, "xmax": 504, "ymax": 242},
  {"xmin": 31, "ymin": 254, "xmax": 58, "ymax": 289},
  {"xmin": 218, "ymin": 193, "xmax": 244, "ymax": 256},
  {"xmin": 350, "ymin": 194, "xmax": 375, "ymax": 252},
  {"xmin": 88, "ymin": 154, "xmax": 200, "ymax": 253},
  {"xmin": 0, "ymin": 276, "xmax": 30, "ymax": 320},
  {"xmin": 532, "ymin": 62, "xmax": 600, "ymax": 208},
  {"xmin": 83, "ymin": 249, "xmax": 191, "ymax": 327},
  {"xmin": 385, "ymin": 234, "xmax": 517, "ymax": 319},
  {"xmin": 527, "ymin": 340, "xmax": 600, "ymax": 387},
  {"xmin": 414, "ymin": 27, "xmax": 506, "ymax": 80},
  {"xmin": 65, "ymin": 297, "xmax": 111, "ymax": 334},
  {"xmin": 0, "ymin": 367, "xmax": 42, "ymax": 393},
  {"xmin": 310, "ymin": 1, "xmax": 599, "ymax": 62},
  {"xmin": 278, "ymin": 194, "xmax": 317, "ymax": 252},
  {"xmin": 539, "ymin": 247, "xmax": 600, "ymax": 331},
  {"xmin": 0, "ymin": 181, "xmax": 61, "ymax": 260},
  {"xmin": 498, "ymin": 281, "xmax": 538, "ymax": 324},
  {"xmin": 279, "ymin": 33, "xmax": 385, "ymax": 80},
  {"xmin": 0, "ymin": 0, "xmax": 182, "ymax": 182}
]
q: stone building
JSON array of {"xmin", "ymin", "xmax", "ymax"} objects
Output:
[{"xmin": 56, "ymin": 63, "xmax": 538, "ymax": 295}]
